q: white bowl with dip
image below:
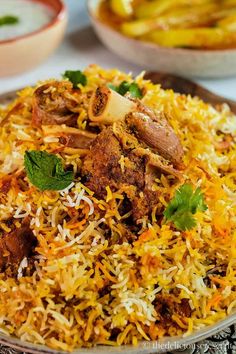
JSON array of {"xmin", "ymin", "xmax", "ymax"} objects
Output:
[{"xmin": 0, "ymin": 0, "xmax": 67, "ymax": 77}]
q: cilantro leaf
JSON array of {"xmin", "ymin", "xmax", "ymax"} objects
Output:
[
  {"xmin": 173, "ymin": 212, "xmax": 197, "ymax": 231},
  {"xmin": 24, "ymin": 151, "xmax": 74, "ymax": 191},
  {"xmin": 63, "ymin": 70, "xmax": 87, "ymax": 88},
  {"xmin": 164, "ymin": 184, "xmax": 207, "ymax": 231},
  {"xmin": 0, "ymin": 15, "xmax": 19, "ymax": 27},
  {"xmin": 190, "ymin": 187, "xmax": 208, "ymax": 213},
  {"xmin": 109, "ymin": 81, "xmax": 143, "ymax": 98}
]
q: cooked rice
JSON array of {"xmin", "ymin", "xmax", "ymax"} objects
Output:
[{"xmin": 0, "ymin": 65, "xmax": 235, "ymax": 351}]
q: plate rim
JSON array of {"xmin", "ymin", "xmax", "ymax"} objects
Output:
[{"xmin": 0, "ymin": 313, "xmax": 235, "ymax": 354}]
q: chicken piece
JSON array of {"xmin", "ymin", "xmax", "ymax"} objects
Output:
[
  {"xmin": 32, "ymin": 82, "xmax": 78, "ymax": 127},
  {"xmin": 0, "ymin": 224, "xmax": 36, "ymax": 272}
]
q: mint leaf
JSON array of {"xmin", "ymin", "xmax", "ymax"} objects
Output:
[
  {"xmin": 63, "ymin": 70, "xmax": 87, "ymax": 88},
  {"xmin": 107, "ymin": 83, "xmax": 118, "ymax": 92},
  {"xmin": 24, "ymin": 151, "xmax": 73, "ymax": 191},
  {"xmin": 164, "ymin": 184, "xmax": 207, "ymax": 231},
  {"xmin": 129, "ymin": 82, "xmax": 143, "ymax": 98},
  {"xmin": 109, "ymin": 81, "xmax": 143, "ymax": 98},
  {"xmin": 0, "ymin": 15, "xmax": 19, "ymax": 27},
  {"xmin": 117, "ymin": 81, "xmax": 131, "ymax": 96}
]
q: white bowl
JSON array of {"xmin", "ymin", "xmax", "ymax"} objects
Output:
[
  {"xmin": 0, "ymin": 0, "xmax": 67, "ymax": 77},
  {"xmin": 87, "ymin": 0, "xmax": 236, "ymax": 78}
]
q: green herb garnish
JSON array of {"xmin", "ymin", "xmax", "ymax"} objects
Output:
[
  {"xmin": 63, "ymin": 70, "xmax": 87, "ymax": 88},
  {"xmin": 0, "ymin": 15, "xmax": 19, "ymax": 27},
  {"xmin": 109, "ymin": 81, "xmax": 143, "ymax": 98},
  {"xmin": 24, "ymin": 151, "xmax": 74, "ymax": 191},
  {"xmin": 164, "ymin": 184, "xmax": 208, "ymax": 231}
]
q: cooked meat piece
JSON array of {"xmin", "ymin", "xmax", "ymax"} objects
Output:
[
  {"xmin": 83, "ymin": 88, "xmax": 185, "ymax": 224},
  {"xmin": 120, "ymin": 152, "xmax": 145, "ymax": 190},
  {"xmin": 110, "ymin": 328, "xmax": 122, "ymax": 341},
  {"xmin": 0, "ymin": 177, "xmax": 12, "ymax": 194},
  {"xmin": 132, "ymin": 189, "xmax": 159, "ymax": 222},
  {"xmin": 0, "ymin": 224, "xmax": 37, "ymax": 272},
  {"xmin": 112, "ymin": 120, "xmax": 183, "ymax": 179},
  {"xmin": 82, "ymin": 127, "xmax": 160, "ymax": 223},
  {"xmin": 59, "ymin": 132, "xmax": 94, "ymax": 149},
  {"xmin": 154, "ymin": 295, "xmax": 192, "ymax": 328},
  {"xmin": 134, "ymin": 147, "xmax": 183, "ymax": 180},
  {"xmin": 126, "ymin": 109, "xmax": 183, "ymax": 167},
  {"xmin": 82, "ymin": 128, "xmax": 122, "ymax": 198},
  {"xmin": 42, "ymin": 125, "xmax": 97, "ymax": 149},
  {"xmin": 32, "ymin": 82, "xmax": 78, "ymax": 127},
  {"xmin": 82, "ymin": 124, "xmax": 183, "ymax": 224},
  {"xmin": 82, "ymin": 128, "xmax": 145, "ymax": 199},
  {"xmin": 176, "ymin": 298, "xmax": 192, "ymax": 318},
  {"xmin": 88, "ymin": 86, "xmax": 184, "ymax": 167}
]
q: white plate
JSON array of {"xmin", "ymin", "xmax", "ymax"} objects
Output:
[
  {"xmin": 0, "ymin": 314, "xmax": 235, "ymax": 354},
  {"xmin": 0, "ymin": 90, "xmax": 235, "ymax": 353}
]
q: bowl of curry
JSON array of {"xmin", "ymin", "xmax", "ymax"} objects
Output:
[{"xmin": 88, "ymin": 0, "xmax": 236, "ymax": 78}]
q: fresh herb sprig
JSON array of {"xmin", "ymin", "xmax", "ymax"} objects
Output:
[
  {"xmin": 109, "ymin": 81, "xmax": 143, "ymax": 98},
  {"xmin": 63, "ymin": 70, "xmax": 87, "ymax": 88},
  {"xmin": 0, "ymin": 15, "xmax": 19, "ymax": 27},
  {"xmin": 164, "ymin": 184, "xmax": 208, "ymax": 231},
  {"xmin": 24, "ymin": 151, "xmax": 74, "ymax": 191}
]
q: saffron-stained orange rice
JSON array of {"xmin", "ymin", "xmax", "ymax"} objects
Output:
[{"xmin": 0, "ymin": 65, "xmax": 235, "ymax": 351}]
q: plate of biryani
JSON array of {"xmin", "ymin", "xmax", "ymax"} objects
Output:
[{"xmin": 0, "ymin": 65, "xmax": 235, "ymax": 354}]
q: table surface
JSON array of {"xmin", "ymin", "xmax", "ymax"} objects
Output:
[{"xmin": 0, "ymin": 0, "xmax": 236, "ymax": 99}]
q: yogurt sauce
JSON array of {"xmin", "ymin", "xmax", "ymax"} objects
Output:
[{"xmin": 0, "ymin": 0, "xmax": 54, "ymax": 41}]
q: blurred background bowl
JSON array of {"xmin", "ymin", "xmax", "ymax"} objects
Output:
[
  {"xmin": 88, "ymin": 0, "xmax": 236, "ymax": 78},
  {"xmin": 0, "ymin": 0, "xmax": 67, "ymax": 77}
]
